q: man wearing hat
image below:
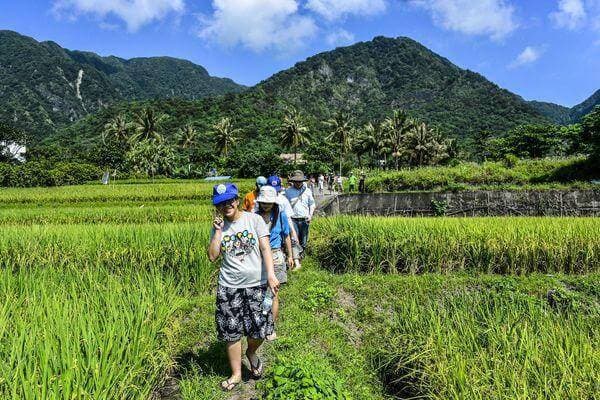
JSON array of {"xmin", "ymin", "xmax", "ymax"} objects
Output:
[{"xmin": 285, "ymin": 170, "xmax": 315, "ymax": 257}]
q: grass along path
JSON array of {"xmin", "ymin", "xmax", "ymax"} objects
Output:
[
  {"xmin": 166, "ymin": 261, "xmax": 599, "ymax": 399},
  {"xmin": 165, "ymin": 259, "xmax": 385, "ymax": 400}
]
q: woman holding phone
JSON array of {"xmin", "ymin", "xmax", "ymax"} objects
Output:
[{"xmin": 207, "ymin": 182, "xmax": 280, "ymax": 391}]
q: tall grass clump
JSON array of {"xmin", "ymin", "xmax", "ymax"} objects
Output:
[{"xmin": 312, "ymin": 216, "xmax": 600, "ymax": 274}]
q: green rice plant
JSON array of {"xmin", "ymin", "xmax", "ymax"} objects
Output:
[
  {"xmin": 0, "ymin": 180, "xmax": 253, "ymax": 205},
  {"xmin": 0, "ymin": 223, "xmax": 216, "ymax": 288},
  {"xmin": 355, "ymin": 275, "xmax": 600, "ymax": 400},
  {"xmin": 0, "ymin": 220, "xmax": 220, "ymax": 399},
  {"xmin": 312, "ymin": 216, "xmax": 600, "ymax": 274},
  {"xmin": 0, "ymin": 265, "xmax": 182, "ymax": 399},
  {"xmin": 0, "ymin": 202, "xmax": 213, "ymax": 225}
]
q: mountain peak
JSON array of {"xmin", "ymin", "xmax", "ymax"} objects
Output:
[
  {"xmin": 0, "ymin": 30, "xmax": 244, "ymax": 137},
  {"xmin": 257, "ymin": 35, "xmax": 546, "ymax": 135}
]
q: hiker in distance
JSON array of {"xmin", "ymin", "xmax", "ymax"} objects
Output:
[
  {"xmin": 285, "ymin": 170, "xmax": 316, "ymax": 259},
  {"xmin": 254, "ymin": 185, "xmax": 294, "ymax": 341},
  {"xmin": 243, "ymin": 176, "xmax": 267, "ymax": 211},
  {"xmin": 207, "ymin": 183, "xmax": 280, "ymax": 392}
]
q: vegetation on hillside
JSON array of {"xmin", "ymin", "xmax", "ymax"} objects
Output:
[{"xmin": 0, "ymin": 30, "xmax": 244, "ymax": 137}]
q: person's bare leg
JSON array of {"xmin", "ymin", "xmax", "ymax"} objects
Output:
[
  {"xmin": 246, "ymin": 337, "xmax": 265, "ymax": 375},
  {"xmin": 267, "ymin": 295, "xmax": 279, "ymax": 341},
  {"xmin": 272, "ymin": 294, "xmax": 279, "ymax": 321},
  {"xmin": 224, "ymin": 340, "xmax": 243, "ymax": 385}
]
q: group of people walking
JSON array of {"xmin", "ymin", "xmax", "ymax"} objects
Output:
[
  {"xmin": 207, "ymin": 170, "xmax": 315, "ymax": 391},
  {"xmin": 308, "ymin": 172, "xmax": 366, "ymax": 195}
]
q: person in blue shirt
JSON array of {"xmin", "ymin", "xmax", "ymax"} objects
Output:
[{"xmin": 255, "ymin": 185, "xmax": 293, "ymax": 341}]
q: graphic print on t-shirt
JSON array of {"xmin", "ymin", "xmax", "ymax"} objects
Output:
[{"xmin": 221, "ymin": 230, "xmax": 256, "ymax": 261}]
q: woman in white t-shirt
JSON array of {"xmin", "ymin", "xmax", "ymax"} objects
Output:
[{"xmin": 208, "ymin": 182, "xmax": 280, "ymax": 392}]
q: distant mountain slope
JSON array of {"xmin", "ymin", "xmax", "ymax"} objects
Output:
[
  {"xmin": 0, "ymin": 30, "xmax": 244, "ymax": 138},
  {"xmin": 570, "ymin": 89, "xmax": 600, "ymax": 122},
  {"xmin": 256, "ymin": 36, "xmax": 549, "ymax": 136},
  {"xmin": 528, "ymin": 101, "xmax": 572, "ymax": 124}
]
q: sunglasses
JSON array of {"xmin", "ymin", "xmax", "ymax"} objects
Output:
[{"xmin": 215, "ymin": 198, "xmax": 238, "ymax": 208}]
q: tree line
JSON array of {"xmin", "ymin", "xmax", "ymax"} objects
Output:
[{"xmin": 1, "ymin": 104, "xmax": 599, "ymax": 185}]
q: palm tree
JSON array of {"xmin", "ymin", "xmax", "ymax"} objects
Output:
[
  {"xmin": 404, "ymin": 122, "xmax": 449, "ymax": 166},
  {"xmin": 177, "ymin": 124, "xmax": 199, "ymax": 149},
  {"xmin": 326, "ymin": 112, "xmax": 353, "ymax": 175},
  {"xmin": 130, "ymin": 107, "xmax": 168, "ymax": 144},
  {"xmin": 211, "ymin": 117, "xmax": 241, "ymax": 157},
  {"xmin": 102, "ymin": 114, "xmax": 131, "ymax": 144},
  {"xmin": 381, "ymin": 110, "xmax": 415, "ymax": 169},
  {"xmin": 354, "ymin": 122, "xmax": 378, "ymax": 168},
  {"xmin": 278, "ymin": 108, "xmax": 310, "ymax": 165}
]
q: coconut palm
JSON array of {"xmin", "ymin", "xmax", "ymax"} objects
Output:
[
  {"xmin": 279, "ymin": 108, "xmax": 310, "ymax": 165},
  {"xmin": 211, "ymin": 117, "xmax": 241, "ymax": 157},
  {"xmin": 353, "ymin": 122, "xmax": 378, "ymax": 168},
  {"xmin": 177, "ymin": 124, "xmax": 199, "ymax": 149},
  {"xmin": 102, "ymin": 114, "xmax": 131, "ymax": 144},
  {"xmin": 404, "ymin": 122, "xmax": 449, "ymax": 166},
  {"xmin": 130, "ymin": 108, "xmax": 167, "ymax": 144},
  {"xmin": 381, "ymin": 110, "xmax": 415, "ymax": 169},
  {"xmin": 326, "ymin": 112, "xmax": 353, "ymax": 175}
]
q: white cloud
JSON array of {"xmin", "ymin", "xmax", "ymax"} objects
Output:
[
  {"xmin": 509, "ymin": 46, "xmax": 545, "ymax": 69},
  {"xmin": 411, "ymin": 0, "xmax": 518, "ymax": 40},
  {"xmin": 550, "ymin": 0, "xmax": 587, "ymax": 29},
  {"xmin": 198, "ymin": 0, "xmax": 318, "ymax": 52},
  {"xmin": 305, "ymin": 0, "xmax": 387, "ymax": 21},
  {"xmin": 52, "ymin": 0, "xmax": 184, "ymax": 32},
  {"xmin": 326, "ymin": 29, "xmax": 355, "ymax": 46}
]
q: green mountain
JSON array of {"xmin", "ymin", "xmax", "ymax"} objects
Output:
[
  {"xmin": 256, "ymin": 36, "xmax": 549, "ymax": 136},
  {"xmin": 0, "ymin": 30, "xmax": 244, "ymax": 138},
  {"xmin": 527, "ymin": 101, "xmax": 572, "ymax": 125},
  {"xmin": 570, "ymin": 89, "xmax": 600, "ymax": 122}
]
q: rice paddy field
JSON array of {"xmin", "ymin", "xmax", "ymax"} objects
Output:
[{"xmin": 0, "ymin": 180, "xmax": 598, "ymax": 399}]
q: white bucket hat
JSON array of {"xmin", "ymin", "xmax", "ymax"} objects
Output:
[{"xmin": 256, "ymin": 185, "xmax": 278, "ymax": 203}]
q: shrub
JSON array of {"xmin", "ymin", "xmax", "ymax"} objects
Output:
[
  {"xmin": 258, "ymin": 356, "xmax": 351, "ymax": 400},
  {"xmin": 0, "ymin": 161, "xmax": 101, "ymax": 187}
]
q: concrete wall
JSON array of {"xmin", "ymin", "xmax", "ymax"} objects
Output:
[{"xmin": 320, "ymin": 189, "xmax": 600, "ymax": 216}]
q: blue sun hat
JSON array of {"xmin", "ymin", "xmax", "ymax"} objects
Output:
[
  {"xmin": 267, "ymin": 175, "xmax": 283, "ymax": 192},
  {"xmin": 212, "ymin": 182, "xmax": 238, "ymax": 205}
]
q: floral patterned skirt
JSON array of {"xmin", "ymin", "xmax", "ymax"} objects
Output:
[{"xmin": 215, "ymin": 284, "xmax": 274, "ymax": 342}]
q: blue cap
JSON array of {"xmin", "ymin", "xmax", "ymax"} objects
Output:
[
  {"xmin": 256, "ymin": 176, "xmax": 267, "ymax": 186},
  {"xmin": 267, "ymin": 175, "xmax": 283, "ymax": 192},
  {"xmin": 212, "ymin": 182, "xmax": 238, "ymax": 205}
]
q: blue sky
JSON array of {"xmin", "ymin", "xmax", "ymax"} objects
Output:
[{"xmin": 1, "ymin": 0, "xmax": 599, "ymax": 107}]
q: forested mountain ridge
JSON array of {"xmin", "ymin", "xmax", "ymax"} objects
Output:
[
  {"xmin": 527, "ymin": 101, "xmax": 572, "ymax": 125},
  {"xmin": 571, "ymin": 89, "xmax": 600, "ymax": 122},
  {"xmin": 256, "ymin": 36, "xmax": 550, "ymax": 136},
  {"xmin": 0, "ymin": 30, "xmax": 244, "ymax": 138}
]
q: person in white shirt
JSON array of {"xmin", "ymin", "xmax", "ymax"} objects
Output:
[
  {"xmin": 317, "ymin": 174, "xmax": 324, "ymax": 195},
  {"xmin": 285, "ymin": 170, "xmax": 316, "ymax": 257},
  {"xmin": 207, "ymin": 183, "xmax": 280, "ymax": 391}
]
